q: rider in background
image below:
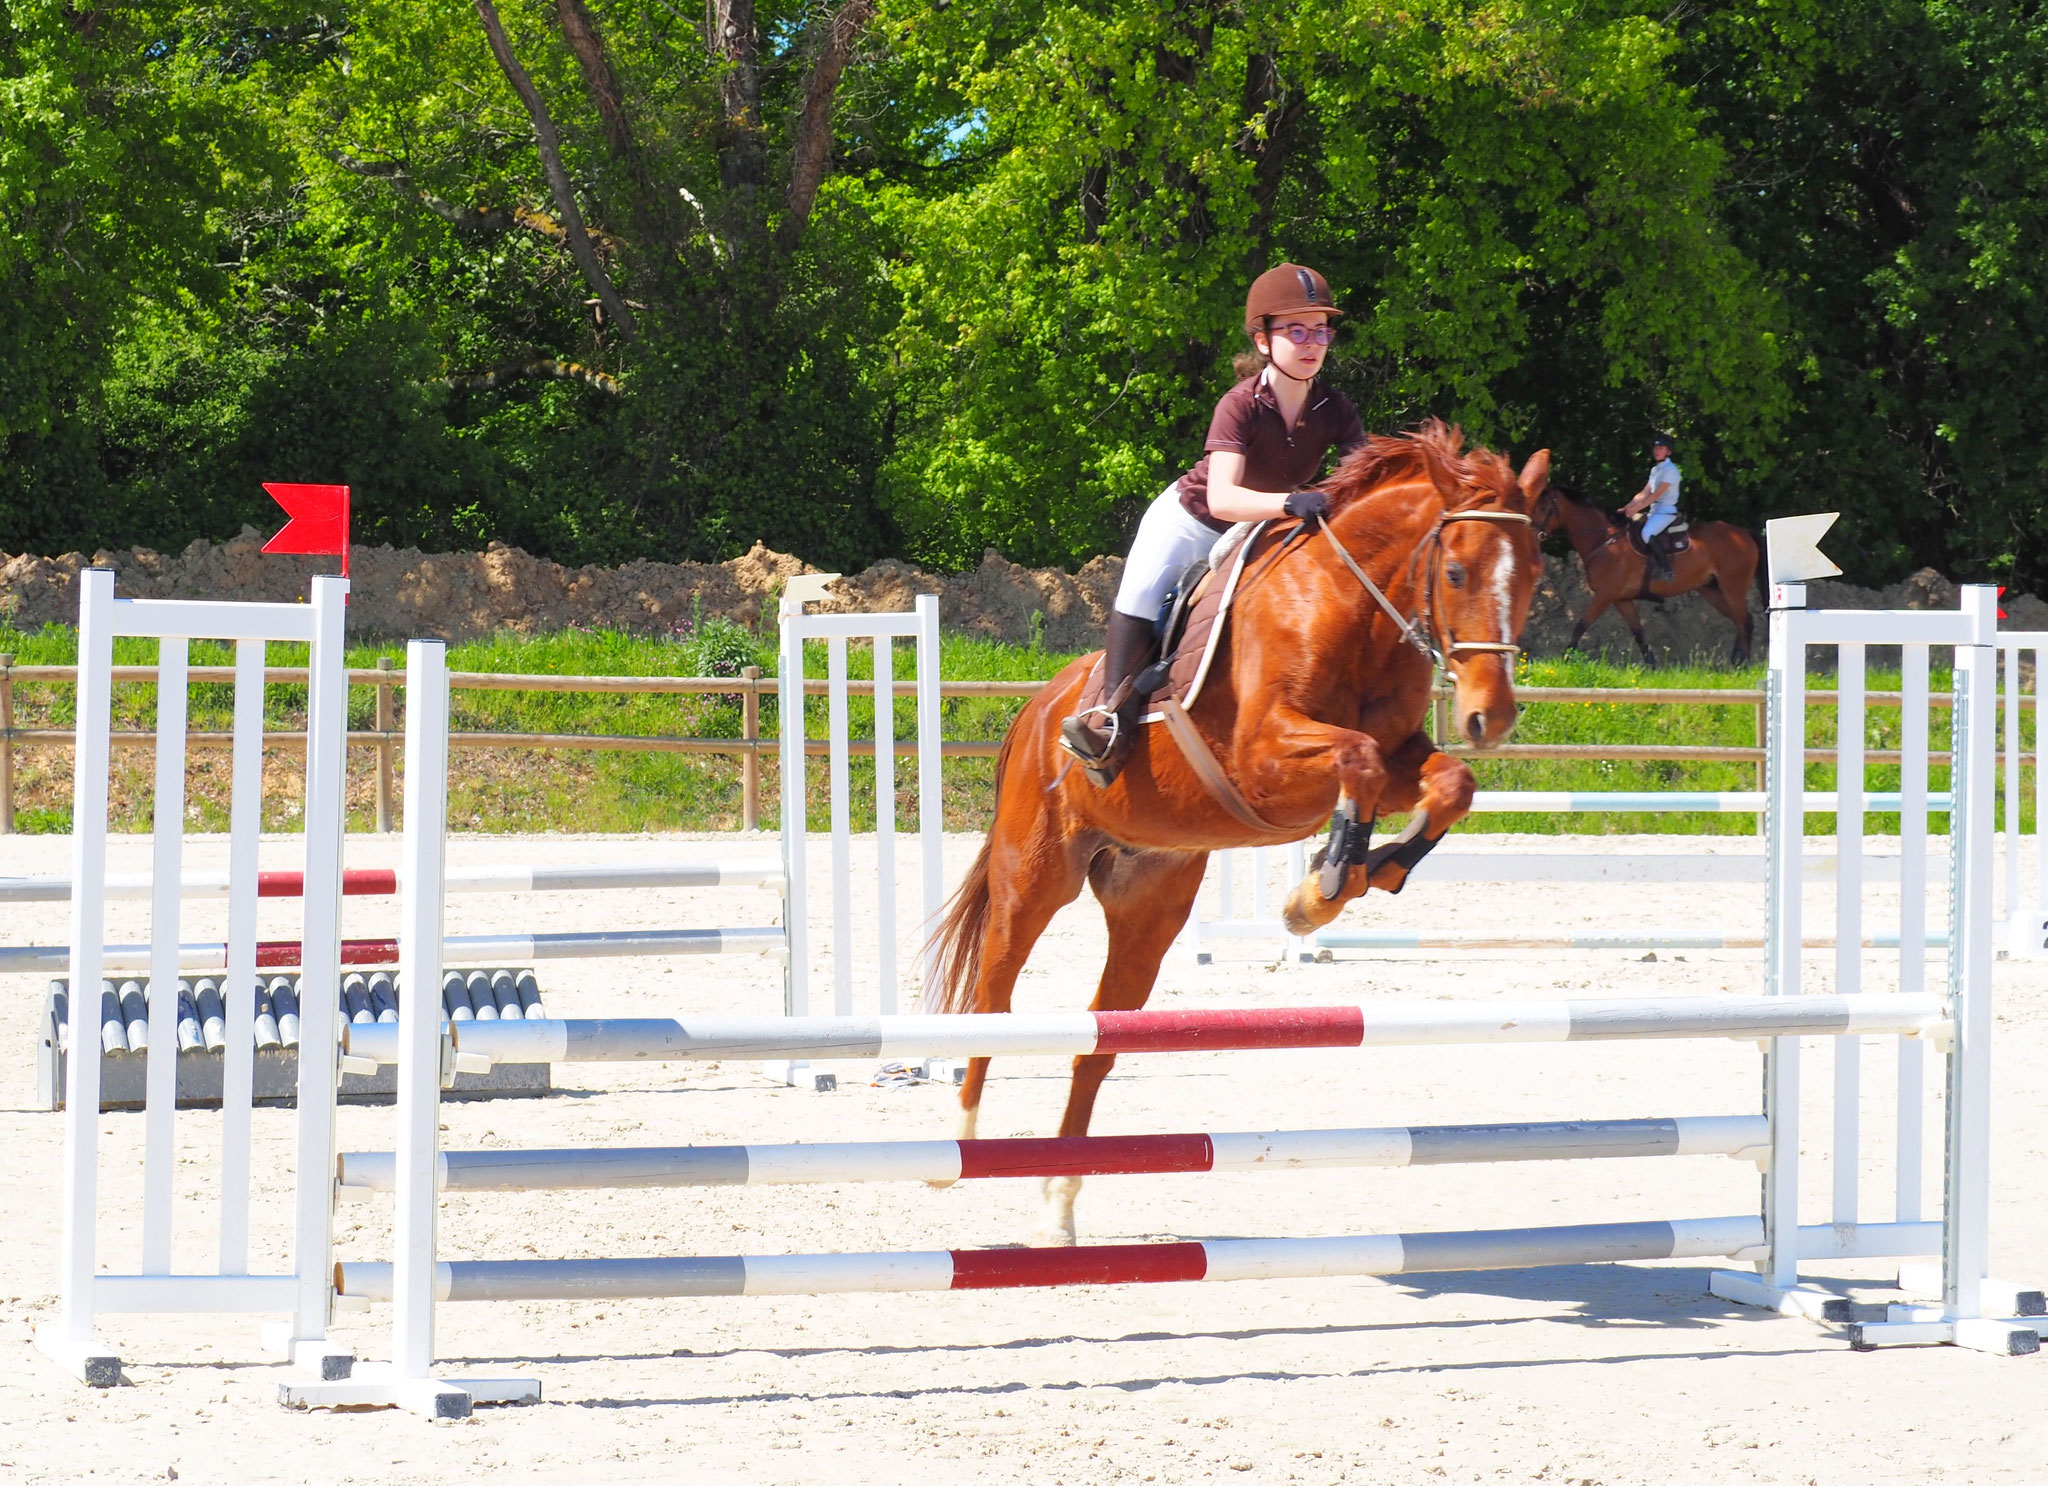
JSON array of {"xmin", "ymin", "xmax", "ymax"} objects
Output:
[
  {"xmin": 1060, "ymin": 264, "xmax": 1368, "ymax": 784},
  {"xmin": 1621, "ymin": 434, "xmax": 1682, "ymax": 581}
]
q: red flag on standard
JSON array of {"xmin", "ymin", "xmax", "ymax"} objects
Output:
[{"xmin": 262, "ymin": 483, "xmax": 351, "ymax": 577}]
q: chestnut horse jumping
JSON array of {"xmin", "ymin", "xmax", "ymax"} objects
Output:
[
  {"xmin": 1534, "ymin": 485, "xmax": 1762, "ymax": 665},
  {"xmin": 926, "ymin": 423, "xmax": 1547, "ymax": 1244}
]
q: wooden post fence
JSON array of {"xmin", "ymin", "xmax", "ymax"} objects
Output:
[
  {"xmin": 1, "ymin": 652, "xmax": 14, "ymax": 834},
  {"xmin": 375, "ymin": 657, "xmax": 397, "ymax": 834},
  {"xmin": 740, "ymin": 665, "xmax": 762, "ymax": 831}
]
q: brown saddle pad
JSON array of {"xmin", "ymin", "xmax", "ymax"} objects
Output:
[{"xmin": 1075, "ymin": 525, "xmax": 1265, "ymax": 721}]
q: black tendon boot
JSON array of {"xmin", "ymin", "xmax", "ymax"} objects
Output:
[{"xmin": 1060, "ymin": 611, "xmax": 1157, "ymax": 787}]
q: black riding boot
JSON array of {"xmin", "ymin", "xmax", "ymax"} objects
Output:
[
  {"xmin": 1060, "ymin": 611, "xmax": 1156, "ymax": 787},
  {"xmin": 1649, "ymin": 541, "xmax": 1674, "ymax": 583}
]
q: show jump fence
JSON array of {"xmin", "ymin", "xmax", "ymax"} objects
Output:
[
  {"xmin": 5, "ymin": 589, "xmax": 942, "ymax": 1096},
  {"xmin": 31, "ymin": 570, "xmax": 2045, "ymax": 1413},
  {"xmin": 284, "ymin": 582, "xmax": 2037, "ymax": 1415}
]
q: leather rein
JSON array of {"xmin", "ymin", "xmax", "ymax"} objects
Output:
[
  {"xmin": 1148, "ymin": 496, "xmax": 1531, "ymax": 838},
  {"xmin": 1314, "ymin": 506, "xmax": 1533, "ymax": 671}
]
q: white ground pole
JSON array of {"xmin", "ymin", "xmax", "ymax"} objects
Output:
[
  {"xmin": 776, "ymin": 590, "xmax": 943, "ymax": 1088},
  {"xmin": 37, "ymin": 571, "xmax": 355, "ymax": 1388},
  {"xmin": 1190, "ymin": 843, "xmax": 1312, "ymax": 963},
  {"xmin": 1712, "ymin": 582, "xmax": 2040, "ymax": 1354},
  {"xmin": 282, "ymin": 642, "xmax": 537, "ymax": 1416},
  {"xmin": 1999, "ymin": 634, "xmax": 2046, "ymax": 957}
]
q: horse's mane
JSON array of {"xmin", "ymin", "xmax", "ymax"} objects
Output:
[{"xmin": 1320, "ymin": 418, "xmax": 1520, "ymax": 514}]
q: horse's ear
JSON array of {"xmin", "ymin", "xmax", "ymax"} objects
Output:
[{"xmin": 1517, "ymin": 449, "xmax": 1551, "ymax": 503}]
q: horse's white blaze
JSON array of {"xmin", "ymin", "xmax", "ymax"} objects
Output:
[{"xmin": 1491, "ymin": 545, "xmax": 1516, "ymax": 640}]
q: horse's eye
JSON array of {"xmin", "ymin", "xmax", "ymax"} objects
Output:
[{"xmin": 1445, "ymin": 562, "xmax": 1466, "ymax": 588}]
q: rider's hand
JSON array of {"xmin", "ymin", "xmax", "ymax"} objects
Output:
[{"xmin": 1283, "ymin": 489, "xmax": 1330, "ymax": 521}]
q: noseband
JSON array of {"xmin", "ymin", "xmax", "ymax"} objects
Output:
[{"xmin": 1315, "ymin": 505, "xmax": 1533, "ymax": 671}]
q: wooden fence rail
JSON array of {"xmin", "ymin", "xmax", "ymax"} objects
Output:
[{"xmin": 0, "ymin": 655, "xmax": 2028, "ymax": 835}]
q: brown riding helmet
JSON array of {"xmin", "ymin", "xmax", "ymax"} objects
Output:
[{"xmin": 1244, "ymin": 263, "xmax": 1343, "ymax": 332}]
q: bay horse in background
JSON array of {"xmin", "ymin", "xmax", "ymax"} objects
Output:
[
  {"xmin": 925, "ymin": 421, "xmax": 1547, "ymax": 1245},
  {"xmin": 1534, "ymin": 485, "xmax": 1762, "ymax": 665}
]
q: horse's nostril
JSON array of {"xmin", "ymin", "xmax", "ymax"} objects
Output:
[{"xmin": 1464, "ymin": 711, "xmax": 1487, "ymax": 744}]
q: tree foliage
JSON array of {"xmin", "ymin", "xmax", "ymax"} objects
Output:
[
  {"xmin": 877, "ymin": 0, "xmax": 1790, "ymax": 565},
  {"xmin": 0, "ymin": 0, "xmax": 2041, "ymax": 591}
]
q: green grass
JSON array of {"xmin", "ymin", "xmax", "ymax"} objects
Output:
[{"xmin": 0, "ymin": 623, "xmax": 2031, "ymax": 836}]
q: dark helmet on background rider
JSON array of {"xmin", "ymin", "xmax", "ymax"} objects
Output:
[
  {"xmin": 1650, "ymin": 432, "xmax": 1676, "ymax": 456},
  {"xmin": 1245, "ymin": 264, "xmax": 1344, "ymax": 332}
]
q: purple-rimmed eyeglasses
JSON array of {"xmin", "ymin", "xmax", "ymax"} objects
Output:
[{"xmin": 1271, "ymin": 323, "xmax": 1336, "ymax": 346}]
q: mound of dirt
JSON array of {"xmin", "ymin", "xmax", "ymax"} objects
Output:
[{"xmin": 2, "ymin": 529, "xmax": 2040, "ymax": 664}]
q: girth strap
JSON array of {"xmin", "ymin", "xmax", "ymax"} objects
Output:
[{"xmin": 1155, "ymin": 698, "xmax": 1284, "ymax": 834}]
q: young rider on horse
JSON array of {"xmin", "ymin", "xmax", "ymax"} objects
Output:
[
  {"xmin": 1060, "ymin": 263, "xmax": 1367, "ymax": 783},
  {"xmin": 1621, "ymin": 434, "xmax": 1682, "ymax": 582}
]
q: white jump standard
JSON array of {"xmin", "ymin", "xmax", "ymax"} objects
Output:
[
  {"xmin": 1703, "ymin": 550, "xmax": 2039, "ymax": 1353},
  {"xmin": 36, "ymin": 571, "xmax": 356, "ymax": 1388}
]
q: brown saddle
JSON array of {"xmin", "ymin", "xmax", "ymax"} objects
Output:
[
  {"xmin": 1074, "ymin": 527, "xmax": 1260, "ymax": 722},
  {"xmin": 1069, "ymin": 525, "xmax": 1291, "ymax": 831},
  {"xmin": 1619, "ymin": 514, "xmax": 1690, "ymax": 560}
]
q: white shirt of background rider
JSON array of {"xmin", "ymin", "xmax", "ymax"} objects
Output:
[{"xmin": 1644, "ymin": 458, "xmax": 1681, "ymax": 515}]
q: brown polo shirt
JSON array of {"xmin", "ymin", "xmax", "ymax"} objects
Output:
[{"xmin": 1177, "ymin": 372, "xmax": 1368, "ymax": 531}]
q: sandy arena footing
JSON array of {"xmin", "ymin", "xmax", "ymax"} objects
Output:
[{"xmin": 2, "ymin": 831, "xmax": 2043, "ymax": 1485}]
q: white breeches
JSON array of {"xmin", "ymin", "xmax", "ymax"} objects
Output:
[
  {"xmin": 1114, "ymin": 484, "xmax": 1224, "ymax": 619},
  {"xmin": 1641, "ymin": 508, "xmax": 1678, "ymax": 540}
]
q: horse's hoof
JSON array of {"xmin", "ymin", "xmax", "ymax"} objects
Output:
[
  {"xmin": 1029, "ymin": 1224, "xmax": 1079, "ymax": 1249},
  {"xmin": 1283, "ymin": 879, "xmax": 1346, "ymax": 935}
]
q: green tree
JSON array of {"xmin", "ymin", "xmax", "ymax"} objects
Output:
[
  {"xmin": 1683, "ymin": 0, "xmax": 2048, "ymax": 590},
  {"xmin": 873, "ymin": 0, "xmax": 1790, "ymax": 567},
  {"xmin": 0, "ymin": 1, "xmax": 294, "ymax": 549}
]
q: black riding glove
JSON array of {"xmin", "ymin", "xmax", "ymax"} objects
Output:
[{"xmin": 1283, "ymin": 489, "xmax": 1330, "ymax": 521}]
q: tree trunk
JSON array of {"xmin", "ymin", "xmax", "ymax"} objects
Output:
[
  {"xmin": 1242, "ymin": 48, "xmax": 1303, "ymax": 254},
  {"xmin": 709, "ymin": 0, "xmax": 766, "ymax": 240},
  {"xmin": 781, "ymin": 0, "xmax": 876, "ymax": 253},
  {"xmin": 474, "ymin": 0, "xmax": 638, "ymax": 341},
  {"xmin": 553, "ymin": 0, "xmax": 674, "ymax": 261},
  {"xmin": 555, "ymin": 0, "xmax": 632, "ymax": 159},
  {"xmin": 1080, "ymin": 162, "xmax": 1109, "ymax": 244}
]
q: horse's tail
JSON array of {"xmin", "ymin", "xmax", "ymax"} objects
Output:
[{"xmin": 922, "ymin": 728, "xmax": 1016, "ymax": 1015}]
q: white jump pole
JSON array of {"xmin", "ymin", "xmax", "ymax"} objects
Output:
[{"xmin": 1895, "ymin": 641, "xmax": 1931, "ymax": 1226}]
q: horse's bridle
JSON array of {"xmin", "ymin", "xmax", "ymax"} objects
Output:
[
  {"xmin": 1535, "ymin": 485, "xmax": 1632, "ymax": 559},
  {"xmin": 1315, "ymin": 506, "xmax": 1533, "ymax": 670}
]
